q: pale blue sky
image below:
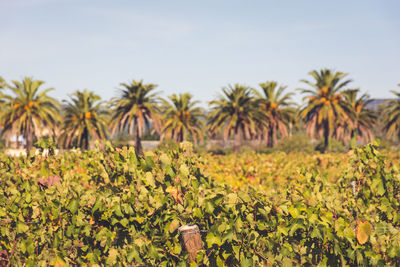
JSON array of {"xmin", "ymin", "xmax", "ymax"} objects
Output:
[{"xmin": 1, "ymin": 0, "xmax": 399, "ymax": 105}]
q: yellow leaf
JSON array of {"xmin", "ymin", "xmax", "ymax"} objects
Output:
[
  {"xmin": 356, "ymin": 221, "xmax": 372, "ymax": 244},
  {"xmin": 166, "ymin": 186, "xmax": 183, "ymax": 204},
  {"xmin": 52, "ymin": 256, "xmax": 66, "ymax": 267},
  {"xmin": 169, "ymin": 219, "xmax": 180, "ymax": 233}
]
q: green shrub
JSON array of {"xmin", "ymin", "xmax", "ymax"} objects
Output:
[
  {"xmin": 239, "ymin": 145, "xmax": 254, "ymax": 153},
  {"xmin": 207, "ymin": 146, "xmax": 233, "ymax": 155},
  {"xmin": 274, "ymin": 134, "xmax": 314, "ymax": 153},
  {"xmin": 315, "ymin": 138, "xmax": 347, "ymax": 153},
  {"xmin": 157, "ymin": 138, "xmax": 179, "ymax": 151},
  {"xmin": 110, "ymin": 134, "xmax": 134, "ymax": 147}
]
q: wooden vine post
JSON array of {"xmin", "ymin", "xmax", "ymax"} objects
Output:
[{"xmin": 178, "ymin": 225, "xmax": 203, "ymax": 262}]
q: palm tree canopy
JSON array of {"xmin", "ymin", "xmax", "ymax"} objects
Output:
[
  {"xmin": 255, "ymin": 81, "xmax": 296, "ymax": 144},
  {"xmin": 0, "ymin": 77, "xmax": 6, "ymax": 89},
  {"xmin": 299, "ymin": 69, "xmax": 353, "ymax": 139},
  {"xmin": 0, "ymin": 77, "xmax": 61, "ymax": 150},
  {"xmin": 161, "ymin": 93, "xmax": 205, "ymax": 144},
  {"xmin": 207, "ymin": 84, "xmax": 262, "ymax": 140},
  {"xmin": 0, "ymin": 77, "xmax": 7, "ymax": 105},
  {"xmin": 60, "ymin": 89, "xmax": 109, "ymax": 149},
  {"xmin": 110, "ymin": 80, "xmax": 161, "ymax": 136},
  {"xmin": 257, "ymin": 81, "xmax": 295, "ymax": 109},
  {"xmin": 383, "ymin": 87, "xmax": 400, "ymax": 139},
  {"xmin": 342, "ymin": 89, "xmax": 376, "ymax": 142}
]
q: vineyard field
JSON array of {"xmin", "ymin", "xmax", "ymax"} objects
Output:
[{"xmin": 0, "ymin": 142, "xmax": 399, "ymax": 266}]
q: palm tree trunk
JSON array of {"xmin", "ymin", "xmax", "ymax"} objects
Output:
[
  {"xmin": 25, "ymin": 120, "xmax": 33, "ymax": 153},
  {"xmin": 179, "ymin": 129, "xmax": 184, "ymax": 143},
  {"xmin": 135, "ymin": 120, "xmax": 143, "ymax": 155},
  {"xmin": 323, "ymin": 120, "xmax": 330, "ymax": 153},
  {"xmin": 83, "ymin": 128, "xmax": 89, "ymax": 150},
  {"xmin": 234, "ymin": 127, "xmax": 241, "ymax": 152},
  {"xmin": 267, "ymin": 127, "xmax": 274, "ymax": 147},
  {"xmin": 350, "ymin": 129, "xmax": 357, "ymax": 149},
  {"xmin": 258, "ymin": 132, "xmax": 263, "ymax": 145}
]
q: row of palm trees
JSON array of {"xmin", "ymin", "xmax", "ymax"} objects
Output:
[{"xmin": 0, "ymin": 69, "xmax": 398, "ymax": 154}]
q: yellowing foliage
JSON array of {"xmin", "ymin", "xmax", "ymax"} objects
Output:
[{"xmin": 1, "ymin": 142, "xmax": 399, "ymax": 265}]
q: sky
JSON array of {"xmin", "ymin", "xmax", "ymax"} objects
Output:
[{"xmin": 1, "ymin": 0, "xmax": 399, "ymax": 106}]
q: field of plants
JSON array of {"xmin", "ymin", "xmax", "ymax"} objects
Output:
[{"xmin": 0, "ymin": 142, "xmax": 399, "ymax": 266}]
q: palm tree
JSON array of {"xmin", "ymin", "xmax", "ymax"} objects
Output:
[
  {"xmin": 0, "ymin": 77, "xmax": 6, "ymax": 89},
  {"xmin": 0, "ymin": 77, "xmax": 60, "ymax": 152},
  {"xmin": 0, "ymin": 77, "xmax": 9, "ymax": 145},
  {"xmin": 0, "ymin": 77, "xmax": 7, "ymax": 106},
  {"xmin": 110, "ymin": 80, "xmax": 161, "ymax": 155},
  {"xmin": 342, "ymin": 89, "xmax": 376, "ymax": 147},
  {"xmin": 161, "ymin": 93, "xmax": 205, "ymax": 145},
  {"xmin": 299, "ymin": 69, "xmax": 352, "ymax": 152},
  {"xmin": 59, "ymin": 90, "xmax": 109, "ymax": 150},
  {"xmin": 207, "ymin": 84, "xmax": 262, "ymax": 152},
  {"xmin": 382, "ymin": 85, "xmax": 400, "ymax": 140},
  {"xmin": 255, "ymin": 81, "xmax": 296, "ymax": 147}
]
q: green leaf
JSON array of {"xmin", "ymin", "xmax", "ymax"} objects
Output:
[
  {"xmin": 377, "ymin": 182, "xmax": 385, "ymax": 196},
  {"xmin": 127, "ymin": 247, "xmax": 139, "ymax": 263},
  {"xmin": 145, "ymin": 172, "xmax": 155, "ymax": 187},
  {"xmin": 235, "ymin": 218, "xmax": 243, "ymax": 232},
  {"xmin": 114, "ymin": 204, "xmax": 123, "ymax": 217},
  {"xmin": 205, "ymin": 201, "xmax": 215, "ymax": 214},
  {"xmin": 173, "ymin": 243, "xmax": 182, "ymax": 255},
  {"xmin": 160, "ymin": 153, "xmax": 171, "ymax": 168},
  {"xmin": 148, "ymin": 245, "xmax": 159, "ymax": 259},
  {"xmin": 92, "ymin": 198, "xmax": 102, "ymax": 213},
  {"xmin": 105, "ymin": 248, "xmax": 119, "ymax": 265},
  {"xmin": 238, "ymin": 192, "xmax": 251, "ymax": 203},
  {"xmin": 240, "ymin": 257, "xmax": 253, "ymax": 267},
  {"xmin": 120, "ymin": 218, "xmax": 129, "ymax": 227},
  {"xmin": 282, "ymin": 257, "xmax": 293, "ymax": 267},
  {"xmin": 25, "ymin": 193, "xmax": 32, "ymax": 203},
  {"xmin": 206, "ymin": 232, "xmax": 222, "ymax": 246},
  {"xmin": 16, "ymin": 222, "xmax": 29, "ymax": 234},
  {"xmin": 288, "ymin": 206, "xmax": 300, "ymax": 218},
  {"xmin": 67, "ymin": 198, "xmax": 79, "ymax": 214},
  {"xmin": 179, "ymin": 164, "xmax": 190, "ymax": 177}
]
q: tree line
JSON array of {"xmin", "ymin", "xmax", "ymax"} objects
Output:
[{"xmin": 0, "ymin": 69, "xmax": 399, "ymax": 154}]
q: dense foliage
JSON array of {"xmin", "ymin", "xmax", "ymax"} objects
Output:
[
  {"xmin": 0, "ymin": 142, "xmax": 399, "ymax": 266},
  {"xmin": 0, "ymin": 75, "xmax": 399, "ymax": 154}
]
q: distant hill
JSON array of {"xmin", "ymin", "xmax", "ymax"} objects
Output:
[{"xmin": 365, "ymin": 99, "xmax": 390, "ymax": 111}]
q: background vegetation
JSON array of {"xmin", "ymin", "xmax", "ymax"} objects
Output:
[{"xmin": 0, "ymin": 70, "xmax": 399, "ymax": 154}]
